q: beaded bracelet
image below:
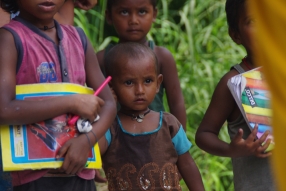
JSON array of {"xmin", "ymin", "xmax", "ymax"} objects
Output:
[
  {"xmin": 85, "ymin": 134, "xmax": 92, "ymax": 148},
  {"xmin": 90, "ymin": 130, "xmax": 98, "ymax": 143}
]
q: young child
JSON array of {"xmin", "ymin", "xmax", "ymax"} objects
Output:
[
  {"xmin": 96, "ymin": 0, "xmax": 187, "ymax": 130},
  {"xmin": 195, "ymin": 0, "xmax": 275, "ymax": 190},
  {"xmin": 0, "ymin": 1, "xmax": 74, "ymax": 190},
  {"xmin": 0, "ymin": 0, "xmax": 116, "ymax": 190},
  {"xmin": 98, "ymin": 42, "xmax": 205, "ymax": 191}
]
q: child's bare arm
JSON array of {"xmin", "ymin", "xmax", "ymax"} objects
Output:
[
  {"xmin": 57, "ymin": 38, "xmax": 117, "ymax": 174},
  {"xmin": 98, "ymin": 133, "xmax": 109, "ymax": 156},
  {"xmin": 54, "ymin": 0, "xmax": 74, "ymax": 25},
  {"xmin": 96, "ymin": 50, "xmax": 118, "ymax": 101},
  {"xmin": 85, "ymin": 39, "xmax": 116, "ymax": 140},
  {"xmin": 155, "ymin": 47, "xmax": 186, "ymax": 130},
  {"xmin": 195, "ymin": 71, "xmax": 271, "ymax": 158},
  {"xmin": 85, "ymin": 37, "xmax": 116, "ymax": 159},
  {"xmin": 177, "ymin": 152, "xmax": 205, "ymax": 191},
  {"xmin": 0, "ymin": 7, "xmax": 10, "ymax": 27},
  {"xmin": 96, "ymin": 50, "xmax": 105, "ymax": 73}
]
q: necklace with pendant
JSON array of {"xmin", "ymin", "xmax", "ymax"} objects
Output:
[{"xmin": 120, "ymin": 109, "xmax": 151, "ymax": 123}]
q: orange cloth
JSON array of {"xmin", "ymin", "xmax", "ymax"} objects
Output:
[{"xmin": 250, "ymin": 0, "xmax": 286, "ymax": 190}]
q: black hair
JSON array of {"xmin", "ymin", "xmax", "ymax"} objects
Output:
[
  {"xmin": 225, "ymin": 0, "xmax": 246, "ymax": 32},
  {"xmin": 1, "ymin": 0, "xmax": 19, "ymax": 14},
  {"xmin": 105, "ymin": 42, "xmax": 159, "ymax": 77},
  {"xmin": 107, "ymin": 0, "xmax": 157, "ymax": 11}
]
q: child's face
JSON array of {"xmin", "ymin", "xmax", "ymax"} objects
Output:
[
  {"xmin": 230, "ymin": 3, "xmax": 256, "ymax": 57},
  {"xmin": 111, "ymin": 56, "xmax": 162, "ymax": 112},
  {"xmin": 106, "ymin": 0, "xmax": 157, "ymax": 43},
  {"xmin": 18, "ymin": 0, "xmax": 65, "ymax": 22}
]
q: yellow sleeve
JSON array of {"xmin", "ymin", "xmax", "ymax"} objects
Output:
[{"xmin": 250, "ymin": 1, "xmax": 286, "ymax": 190}]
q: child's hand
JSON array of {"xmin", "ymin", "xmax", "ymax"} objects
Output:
[
  {"xmin": 74, "ymin": 0, "xmax": 97, "ymax": 10},
  {"xmin": 94, "ymin": 169, "xmax": 107, "ymax": 183},
  {"xmin": 71, "ymin": 94, "xmax": 104, "ymax": 123},
  {"xmin": 229, "ymin": 124, "xmax": 272, "ymax": 158},
  {"xmin": 56, "ymin": 134, "xmax": 91, "ymax": 174}
]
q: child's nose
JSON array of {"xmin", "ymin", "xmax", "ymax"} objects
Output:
[
  {"xmin": 135, "ymin": 84, "xmax": 144, "ymax": 94},
  {"xmin": 129, "ymin": 14, "xmax": 139, "ymax": 25}
]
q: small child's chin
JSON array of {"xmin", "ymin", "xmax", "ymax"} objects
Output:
[{"xmin": 129, "ymin": 105, "xmax": 150, "ymax": 111}]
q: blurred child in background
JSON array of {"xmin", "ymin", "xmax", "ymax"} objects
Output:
[{"xmin": 195, "ymin": 0, "xmax": 275, "ymax": 190}]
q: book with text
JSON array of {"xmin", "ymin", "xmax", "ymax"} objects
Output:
[
  {"xmin": 227, "ymin": 67, "xmax": 274, "ymax": 152},
  {"xmin": 0, "ymin": 83, "xmax": 102, "ymax": 171}
]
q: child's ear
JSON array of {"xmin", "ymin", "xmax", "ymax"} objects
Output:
[
  {"xmin": 105, "ymin": 10, "xmax": 113, "ymax": 25},
  {"xmin": 153, "ymin": 8, "xmax": 158, "ymax": 22},
  {"xmin": 229, "ymin": 28, "xmax": 241, "ymax": 45},
  {"xmin": 156, "ymin": 74, "xmax": 163, "ymax": 93}
]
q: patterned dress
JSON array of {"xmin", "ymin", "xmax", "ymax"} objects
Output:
[{"xmin": 102, "ymin": 112, "xmax": 192, "ymax": 190}]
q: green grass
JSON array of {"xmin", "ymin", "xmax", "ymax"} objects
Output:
[{"xmin": 74, "ymin": 0, "xmax": 246, "ymax": 190}]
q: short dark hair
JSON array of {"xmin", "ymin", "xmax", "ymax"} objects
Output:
[
  {"xmin": 105, "ymin": 42, "xmax": 159, "ymax": 77},
  {"xmin": 225, "ymin": 0, "xmax": 245, "ymax": 32},
  {"xmin": 1, "ymin": 0, "xmax": 19, "ymax": 14},
  {"xmin": 107, "ymin": 0, "xmax": 157, "ymax": 11}
]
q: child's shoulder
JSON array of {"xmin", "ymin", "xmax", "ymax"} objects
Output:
[
  {"xmin": 0, "ymin": 26, "xmax": 17, "ymax": 44},
  {"xmin": 162, "ymin": 112, "xmax": 182, "ymax": 127},
  {"xmin": 217, "ymin": 65, "xmax": 242, "ymax": 88},
  {"xmin": 211, "ymin": 65, "xmax": 243, "ymax": 109},
  {"xmin": 152, "ymin": 45, "xmax": 176, "ymax": 70},
  {"xmin": 153, "ymin": 45, "xmax": 173, "ymax": 57},
  {"xmin": 161, "ymin": 112, "xmax": 185, "ymax": 139},
  {"xmin": 162, "ymin": 111, "xmax": 178, "ymax": 119}
]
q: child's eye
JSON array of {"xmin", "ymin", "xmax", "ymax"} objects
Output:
[
  {"xmin": 145, "ymin": 79, "xmax": 153, "ymax": 84},
  {"xmin": 125, "ymin": 80, "xmax": 133, "ymax": 86},
  {"xmin": 139, "ymin": 9, "xmax": 147, "ymax": 15},
  {"xmin": 120, "ymin": 10, "xmax": 129, "ymax": 16}
]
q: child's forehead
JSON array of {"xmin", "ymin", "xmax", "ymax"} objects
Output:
[
  {"xmin": 109, "ymin": 0, "xmax": 154, "ymax": 8},
  {"xmin": 115, "ymin": 56, "xmax": 157, "ymax": 75}
]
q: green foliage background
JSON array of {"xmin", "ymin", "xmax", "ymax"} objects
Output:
[{"xmin": 74, "ymin": 0, "xmax": 246, "ymax": 190}]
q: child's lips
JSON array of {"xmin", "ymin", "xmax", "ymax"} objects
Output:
[
  {"xmin": 134, "ymin": 98, "xmax": 146, "ymax": 103},
  {"xmin": 38, "ymin": 1, "xmax": 56, "ymax": 12},
  {"xmin": 127, "ymin": 29, "xmax": 142, "ymax": 33}
]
